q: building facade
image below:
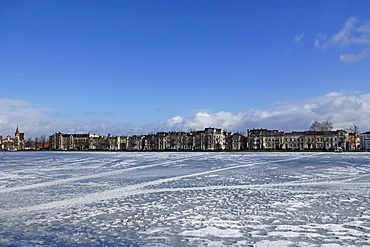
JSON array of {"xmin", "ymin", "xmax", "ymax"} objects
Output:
[
  {"xmin": 46, "ymin": 127, "xmax": 370, "ymax": 152},
  {"xmin": 49, "ymin": 133, "xmax": 100, "ymax": 151},
  {"xmin": 247, "ymin": 129, "xmax": 265, "ymax": 150},
  {"xmin": 261, "ymin": 130, "xmax": 285, "ymax": 150},
  {"xmin": 283, "ymin": 132, "xmax": 304, "ymax": 151},
  {"xmin": 362, "ymin": 132, "xmax": 370, "ymax": 150},
  {"xmin": 0, "ymin": 127, "xmax": 25, "ymax": 151}
]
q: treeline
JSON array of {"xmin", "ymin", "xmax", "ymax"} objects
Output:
[{"xmin": 24, "ymin": 136, "xmax": 49, "ymax": 150}]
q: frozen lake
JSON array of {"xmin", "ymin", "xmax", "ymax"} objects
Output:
[{"xmin": 0, "ymin": 152, "xmax": 369, "ymax": 246}]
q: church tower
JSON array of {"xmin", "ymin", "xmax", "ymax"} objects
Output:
[
  {"xmin": 15, "ymin": 126, "xmax": 20, "ymax": 137},
  {"xmin": 14, "ymin": 126, "xmax": 25, "ymax": 150}
]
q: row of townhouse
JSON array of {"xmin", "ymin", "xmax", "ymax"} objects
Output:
[
  {"xmin": 46, "ymin": 132, "xmax": 134, "ymax": 151},
  {"xmin": 49, "ymin": 128, "xmax": 246, "ymax": 151},
  {"xmin": 126, "ymin": 128, "xmax": 245, "ymax": 151},
  {"xmin": 49, "ymin": 133, "xmax": 123, "ymax": 151},
  {"xmin": 49, "ymin": 127, "xmax": 370, "ymax": 152},
  {"xmin": 247, "ymin": 129, "xmax": 362, "ymax": 151}
]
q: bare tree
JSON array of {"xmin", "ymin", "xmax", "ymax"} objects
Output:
[
  {"xmin": 346, "ymin": 124, "xmax": 360, "ymax": 151},
  {"xmin": 40, "ymin": 136, "xmax": 47, "ymax": 150},
  {"xmin": 346, "ymin": 124, "xmax": 360, "ymax": 134},
  {"xmin": 309, "ymin": 121, "xmax": 333, "ymax": 131},
  {"xmin": 25, "ymin": 137, "xmax": 34, "ymax": 150}
]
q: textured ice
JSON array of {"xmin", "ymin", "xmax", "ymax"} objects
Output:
[{"xmin": 0, "ymin": 151, "xmax": 369, "ymax": 246}]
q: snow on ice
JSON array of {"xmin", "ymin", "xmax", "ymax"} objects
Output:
[{"xmin": 0, "ymin": 151, "xmax": 369, "ymax": 246}]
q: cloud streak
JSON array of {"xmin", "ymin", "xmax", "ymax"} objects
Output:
[
  {"xmin": 339, "ymin": 49, "xmax": 370, "ymax": 62},
  {"xmin": 315, "ymin": 17, "xmax": 370, "ymax": 62},
  {"xmin": 316, "ymin": 17, "xmax": 370, "ymax": 48},
  {"xmin": 1, "ymin": 92, "xmax": 370, "ymax": 137},
  {"xmin": 292, "ymin": 34, "xmax": 303, "ymax": 44}
]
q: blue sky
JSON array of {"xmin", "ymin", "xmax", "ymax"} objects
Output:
[{"xmin": 1, "ymin": 0, "xmax": 370, "ymax": 137}]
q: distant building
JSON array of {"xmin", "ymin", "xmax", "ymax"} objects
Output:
[
  {"xmin": 156, "ymin": 132, "xmax": 167, "ymax": 150},
  {"xmin": 248, "ymin": 129, "xmax": 284, "ymax": 150},
  {"xmin": 261, "ymin": 130, "xmax": 285, "ymax": 150},
  {"xmin": 194, "ymin": 130, "xmax": 206, "ymax": 151},
  {"xmin": 347, "ymin": 133, "xmax": 361, "ymax": 151},
  {"xmin": 0, "ymin": 127, "xmax": 25, "ymax": 151},
  {"xmin": 247, "ymin": 129, "xmax": 266, "ymax": 150},
  {"xmin": 126, "ymin": 135, "xmax": 144, "ymax": 151},
  {"xmin": 283, "ymin": 132, "xmax": 304, "ymax": 151},
  {"xmin": 304, "ymin": 131, "xmax": 325, "ymax": 150},
  {"xmin": 49, "ymin": 132, "xmax": 100, "ymax": 151},
  {"xmin": 204, "ymin": 128, "xmax": 226, "ymax": 151},
  {"xmin": 304, "ymin": 130, "xmax": 347, "ymax": 151},
  {"xmin": 45, "ymin": 126, "xmax": 370, "ymax": 152},
  {"xmin": 323, "ymin": 130, "xmax": 347, "ymax": 151},
  {"xmin": 14, "ymin": 126, "xmax": 25, "ymax": 150},
  {"xmin": 226, "ymin": 133, "xmax": 246, "ymax": 151},
  {"xmin": 2, "ymin": 135, "xmax": 14, "ymax": 151},
  {"xmin": 362, "ymin": 132, "xmax": 370, "ymax": 150}
]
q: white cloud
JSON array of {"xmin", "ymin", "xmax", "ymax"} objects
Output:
[
  {"xmin": 292, "ymin": 34, "xmax": 303, "ymax": 44},
  {"xmin": 0, "ymin": 98, "xmax": 133, "ymax": 137},
  {"xmin": 2, "ymin": 92, "xmax": 370, "ymax": 137},
  {"xmin": 166, "ymin": 115, "xmax": 183, "ymax": 128},
  {"xmin": 287, "ymin": 34, "xmax": 303, "ymax": 51},
  {"xmin": 316, "ymin": 17, "xmax": 370, "ymax": 48},
  {"xmin": 330, "ymin": 17, "xmax": 358, "ymax": 47},
  {"xmin": 0, "ymin": 98, "xmax": 49, "ymax": 136},
  {"xmin": 339, "ymin": 49, "xmax": 370, "ymax": 62},
  {"xmin": 164, "ymin": 92, "xmax": 370, "ymax": 133},
  {"xmin": 315, "ymin": 17, "xmax": 370, "ymax": 62},
  {"xmin": 184, "ymin": 111, "xmax": 245, "ymax": 131}
]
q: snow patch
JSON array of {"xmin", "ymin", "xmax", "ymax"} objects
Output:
[{"xmin": 180, "ymin": 226, "xmax": 243, "ymax": 238}]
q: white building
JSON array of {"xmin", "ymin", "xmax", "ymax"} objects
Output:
[{"xmin": 362, "ymin": 132, "xmax": 370, "ymax": 150}]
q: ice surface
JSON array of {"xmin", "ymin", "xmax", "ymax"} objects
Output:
[{"xmin": 0, "ymin": 151, "xmax": 369, "ymax": 246}]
